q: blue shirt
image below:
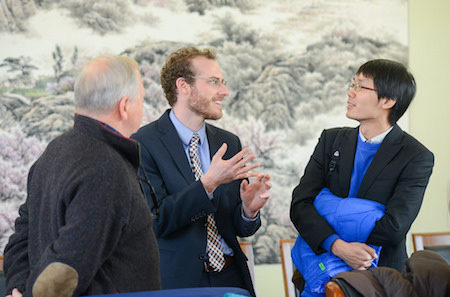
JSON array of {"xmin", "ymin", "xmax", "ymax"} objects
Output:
[
  {"xmin": 169, "ymin": 110, "xmax": 259, "ymax": 256},
  {"xmin": 169, "ymin": 111, "xmax": 212, "ymax": 182}
]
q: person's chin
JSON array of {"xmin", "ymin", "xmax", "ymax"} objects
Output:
[
  {"xmin": 345, "ymin": 110, "xmax": 355, "ymax": 120},
  {"xmin": 206, "ymin": 110, "xmax": 222, "ymax": 120}
]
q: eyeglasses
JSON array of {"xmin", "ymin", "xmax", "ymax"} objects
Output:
[
  {"xmin": 189, "ymin": 76, "xmax": 227, "ymax": 87},
  {"xmin": 349, "ymin": 81, "xmax": 376, "ymax": 92}
]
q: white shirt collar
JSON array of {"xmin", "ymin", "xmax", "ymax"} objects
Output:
[{"xmin": 359, "ymin": 126, "xmax": 393, "ymax": 144}]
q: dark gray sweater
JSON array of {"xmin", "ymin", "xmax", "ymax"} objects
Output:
[{"xmin": 4, "ymin": 115, "xmax": 161, "ymax": 296}]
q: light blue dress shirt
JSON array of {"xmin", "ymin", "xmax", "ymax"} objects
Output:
[{"xmin": 170, "ymin": 110, "xmax": 260, "ymax": 256}]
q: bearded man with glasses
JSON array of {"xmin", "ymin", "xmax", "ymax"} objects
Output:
[
  {"xmin": 290, "ymin": 59, "xmax": 434, "ymax": 297},
  {"xmin": 132, "ymin": 46, "xmax": 271, "ymax": 297}
]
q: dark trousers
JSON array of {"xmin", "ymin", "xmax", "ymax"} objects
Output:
[{"xmin": 199, "ymin": 260, "xmax": 246, "ymax": 290}]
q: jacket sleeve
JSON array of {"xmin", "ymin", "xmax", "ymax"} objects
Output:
[
  {"xmin": 226, "ymin": 136, "xmax": 261, "ymax": 238},
  {"xmin": 366, "ymin": 148, "xmax": 434, "ymax": 246},
  {"xmin": 4, "ymin": 164, "xmax": 37, "ymax": 295},
  {"xmin": 4, "ymin": 201, "xmax": 30, "ymax": 295},
  {"xmin": 290, "ymin": 130, "xmax": 338, "ymax": 254}
]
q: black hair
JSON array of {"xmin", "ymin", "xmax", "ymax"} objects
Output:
[{"xmin": 356, "ymin": 59, "xmax": 416, "ymax": 124}]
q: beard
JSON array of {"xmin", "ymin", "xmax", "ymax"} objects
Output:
[{"xmin": 189, "ymin": 87, "xmax": 223, "ymax": 120}]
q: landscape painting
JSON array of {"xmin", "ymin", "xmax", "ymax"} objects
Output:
[{"xmin": 0, "ymin": 0, "xmax": 408, "ymax": 264}]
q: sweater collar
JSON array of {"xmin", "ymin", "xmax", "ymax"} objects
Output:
[{"xmin": 73, "ymin": 114, "xmax": 140, "ymax": 170}]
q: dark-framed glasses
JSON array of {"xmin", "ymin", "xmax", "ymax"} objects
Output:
[
  {"xmin": 189, "ymin": 76, "xmax": 227, "ymax": 87},
  {"xmin": 349, "ymin": 81, "xmax": 376, "ymax": 92}
]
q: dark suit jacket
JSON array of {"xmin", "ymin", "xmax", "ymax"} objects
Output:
[
  {"xmin": 290, "ymin": 125, "xmax": 434, "ymax": 271},
  {"xmin": 132, "ymin": 110, "xmax": 260, "ymax": 296}
]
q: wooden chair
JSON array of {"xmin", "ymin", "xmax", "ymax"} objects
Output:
[
  {"xmin": 0, "ymin": 255, "xmax": 5, "ymax": 297},
  {"xmin": 412, "ymin": 232, "xmax": 450, "ymax": 263},
  {"xmin": 325, "ymin": 278, "xmax": 364, "ymax": 297},
  {"xmin": 325, "ymin": 281, "xmax": 345, "ymax": 297},
  {"xmin": 280, "ymin": 239, "xmax": 298, "ymax": 297},
  {"xmin": 412, "ymin": 232, "xmax": 450, "ymax": 251},
  {"xmin": 239, "ymin": 241, "xmax": 256, "ymax": 291}
]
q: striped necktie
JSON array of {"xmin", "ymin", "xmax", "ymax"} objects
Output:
[{"xmin": 189, "ymin": 134, "xmax": 225, "ymax": 271}]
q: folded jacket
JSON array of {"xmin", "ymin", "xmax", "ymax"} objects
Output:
[{"xmin": 291, "ymin": 188, "xmax": 386, "ymax": 294}]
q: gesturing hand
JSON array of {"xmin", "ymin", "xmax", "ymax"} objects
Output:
[
  {"xmin": 201, "ymin": 144, "xmax": 260, "ymax": 194},
  {"xmin": 241, "ymin": 173, "xmax": 272, "ymax": 218}
]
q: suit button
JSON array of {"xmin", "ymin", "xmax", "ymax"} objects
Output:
[{"xmin": 198, "ymin": 254, "xmax": 207, "ymax": 260}]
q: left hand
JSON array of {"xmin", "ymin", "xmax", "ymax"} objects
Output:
[
  {"xmin": 240, "ymin": 173, "xmax": 271, "ymax": 218},
  {"xmin": 7, "ymin": 289, "xmax": 23, "ymax": 297}
]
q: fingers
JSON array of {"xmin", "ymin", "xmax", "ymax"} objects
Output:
[
  {"xmin": 240, "ymin": 179, "xmax": 249, "ymax": 192},
  {"xmin": 230, "ymin": 147, "xmax": 257, "ymax": 168},
  {"xmin": 215, "ymin": 143, "xmax": 228, "ymax": 159},
  {"xmin": 366, "ymin": 247, "xmax": 378, "ymax": 259},
  {"xmin": 237, "ymin": 163, "xmax": 260, "ymax": 176},
  {"xmin": 237, "ymin": 153, "xmax": 257, "ymax": 168},
  {"xmin": 12, "ymin": 289, "xmax": 23, "ymax": 297},
  {"xmin": 263, "ymin": 174, "xmax": 272, "ymax": 189},
  {"xmin": 230, "ymin": 147, "xmax": 252, "ymax": 163},
  {"xmin": 247, "ymin": 172, "xmax": 263, "ymax": 178},
  {"xmin": 356, "ymin": 260, "xmax": 373, "ymax": 270}
]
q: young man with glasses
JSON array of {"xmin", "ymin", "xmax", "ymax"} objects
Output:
[
  {"xmin": 290, "ymin": 59, "xmax": 434, "ymax": 296},
  {"xmin": 132, "ymin": 46, "xmax": 271, "ymax": 297}
]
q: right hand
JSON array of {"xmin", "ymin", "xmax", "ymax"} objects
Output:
[
  {"xmin": 201, "ymin": 144, "xmax": 259, "ymax": 194},
  {"xmin": 7, "ymin": 288, "xmax": 23, "ymax": 297},
  {"xmin": 331, "ymin": 239, "xmax": 377, "ymax": 270}
]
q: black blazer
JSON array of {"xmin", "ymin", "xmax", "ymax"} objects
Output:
[
  {"xmin": 290, "ymin": 125, "xmax": 434, "ymax": 270},
  {"xmin": 132, "ymin": 110, "xmax": 259, "ymax": 296}
]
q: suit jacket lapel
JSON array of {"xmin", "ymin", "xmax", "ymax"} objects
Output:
[
  {"xmin": 206, "ymin": 123, "xmax": 222, "ymax": 157},
  {"xmin": 205, "ymin": 124, "xmax": 224, "ymax": 207},
  {"xmin": 157, "ymin": 110, "xmax": 194, "ymax": 184},
  {"xmin": 338, "ymin": 128, "xmax": 358, "ymax": 197},
  {"xmin": 358, "ymin": 124, "xmax": 404, "ymax": 197}
]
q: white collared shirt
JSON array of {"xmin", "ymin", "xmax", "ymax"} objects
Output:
[{"xmin": 359, "ymin": 126, "xmax": 393, "ymax": 144}]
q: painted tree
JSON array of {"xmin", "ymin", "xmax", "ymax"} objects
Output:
[{"xmin": 0, "ymin": 128, "xmax": 45, "ymax": 253}]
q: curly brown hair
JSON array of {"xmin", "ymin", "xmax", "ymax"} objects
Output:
[{"xmin": 160, "ymin": 46, "xmax": 216, "ymax": 106}]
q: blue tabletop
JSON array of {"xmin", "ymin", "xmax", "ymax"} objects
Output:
[{"xmin": 84, "ymin": 287, "xmax": 251, "ymax": 297}]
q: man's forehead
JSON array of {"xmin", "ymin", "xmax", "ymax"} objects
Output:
[
  {"xmin": 355, "ymin": 73, "xmax": 373, "ymax": 82},
  {"xmin": 191, "ymin": 56, "xmax": 222, "ymax": 76}
]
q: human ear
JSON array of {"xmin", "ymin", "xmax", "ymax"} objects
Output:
[
  {"xmin": 118, "ymin": 96, "xmax": 130, "ymax": 120},
  {"xmin": 381, "ymin": 97, "xmax": 396, "ymax": 110},
  {"xmin": 176, "ymin": 77, "xmax": 191, "ymax": 95}
]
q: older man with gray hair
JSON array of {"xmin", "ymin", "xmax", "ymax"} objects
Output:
[{"xmin": 3, "ymin": 55, "xmax": 161, "ymax": 297}]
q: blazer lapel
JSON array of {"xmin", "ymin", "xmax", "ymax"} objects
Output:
[
  {"xmin": 158, "ymin": 110, "xmax": 194, "ymax": 184},
  {"xmin": 338, "ymin": 128, "xmax": 358, "ymax": 197},
  {"xmin": 206, "ymin": 123, "xmax": 222, "ymax": 158},
  {"xmin": 358, "ymin": 125, "xmax": 404, "ymax": 197},
  {"xmin": 205, "ymin": 124, "xmax": 224, "ymax": 207}
]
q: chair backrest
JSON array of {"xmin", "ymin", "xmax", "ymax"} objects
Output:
[
  {"xmin": 280, "ymin": 239, "xmax": 297, "ymax": 297},
  {"xmin": 412, "ymin": 232, "xmax": 450, "ymax": 251},
  {"xmin": 412, "ymin": 232, "xmax": 450, "ymax": 263},
  {"xmin": 325, "ymin": 281, "xmax": 346, "ymax": 297},
  {"xmin": 239, "ymin": 241, "xmax": 256, "ymax": 291},
  {"xmin": 0, "ymin": 255, "xmax": 5, "ymax": 297}
]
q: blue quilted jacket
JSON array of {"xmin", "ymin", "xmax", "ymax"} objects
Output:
[{"xmin": 291, "ymin": 188, "xmax": 386, "ymax": 295}]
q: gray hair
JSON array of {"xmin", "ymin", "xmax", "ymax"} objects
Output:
[{"xmin": 74, "ymin": 55, "xmax": 140, "ymax": 112}]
